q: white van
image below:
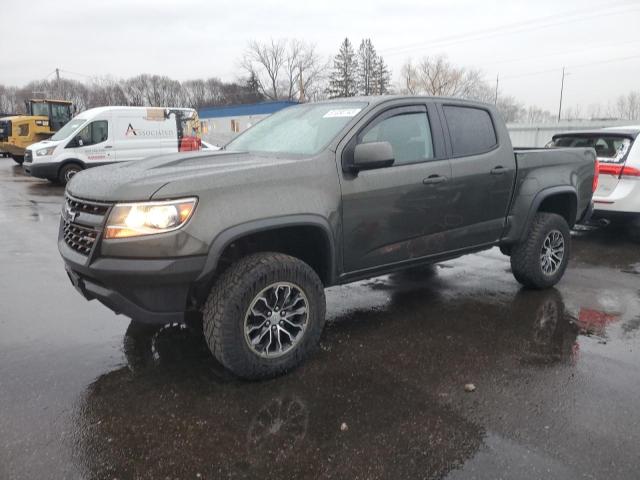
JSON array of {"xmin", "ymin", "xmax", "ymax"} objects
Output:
[{"xmin": 24, "ymin": 106, "xmax": 202, "ymax": 184}]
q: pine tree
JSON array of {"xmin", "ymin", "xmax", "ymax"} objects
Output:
[
  {"xmin": 326, "ymin": 38, "xmax": 359, "ymax": 98},
  {"xmin": 356, "ymin": 39, "xmax": 377, "ymax": 96},
  {"xmin": 372, "ymin": 56, "xmax": 392, "ymax": 95}
]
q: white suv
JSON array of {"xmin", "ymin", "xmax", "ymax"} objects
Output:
[{"xmin": 549, "ymin": 127, "xmax": 640, "ymax": 237}]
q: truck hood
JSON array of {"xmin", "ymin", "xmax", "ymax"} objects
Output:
[{"xmin": 66, "ymin": 151, "xmax": 298, "ymax": 202}]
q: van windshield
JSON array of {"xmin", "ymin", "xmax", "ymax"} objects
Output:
[
  {"xmin": 50, "ymin": 119, "xmax": 86, "ymax": 141},
  {"xmin": 225, "ymin": 102, "xmax": 367, "ymax": 156}
]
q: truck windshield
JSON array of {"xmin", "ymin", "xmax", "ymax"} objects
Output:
[
  {"xmin": 50, "ymin": 119, "xmax": 86, "ymax": 141},
  {"xmin": 225, "ymin": 102, "xmax": 367, "ymax": 155}
]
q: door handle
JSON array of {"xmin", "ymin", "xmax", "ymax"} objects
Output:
[
  {"xmin": 104, "ymin": 145, "xmax": 113, "ymax": 149},
  {"xmin": 423, "ymin": 175, "xmax": 447, "ymax": 185},
  {"xmin": 490, "ymin": 166, "xmax": 507, "ymax": 175}
]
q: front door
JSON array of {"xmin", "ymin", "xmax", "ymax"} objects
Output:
[
  {"xmin": 68, "ymin": 118, "xmax": 114, "ymax": 165},
  {"xmin": 341, "ymin": 104, "xmax": 453, "ymax": 274}
]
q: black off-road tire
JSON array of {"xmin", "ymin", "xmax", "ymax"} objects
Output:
[
  {"xmin": 510, "ymin": 213, "xmax": 571, "ymax": 289},
  {"xmin": 58, "ymin": 163, "xmax": 83, "ymax": 185},
  {"xmin": 202, "ymin": 252, "xmax": 326, "ymax": 380}
]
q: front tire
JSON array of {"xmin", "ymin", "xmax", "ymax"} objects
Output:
[
  {"xmin": 202, "ymin": 252, "xmax": 326, "ymax": 380},
  {"xmin": 510, "ymin": 213, "xmax": 571, "ymax": 289},
  {"xmin": 58, "ymin": 163, "xmax": 83, "ymax": 185}
]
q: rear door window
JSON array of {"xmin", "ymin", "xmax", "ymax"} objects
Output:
[{"xmin": 443, "ymin": 106, "xmax": 497, "ymax": 157}]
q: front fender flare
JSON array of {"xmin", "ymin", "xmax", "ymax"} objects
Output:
[{"xmin": 196, "ymin": 214, "xmax": 337, "ymax": 284}]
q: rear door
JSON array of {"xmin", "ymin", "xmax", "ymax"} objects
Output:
[
  {"xmin": 440, "ymin": 104, "xmax": 516, "ymax": 249},
  {"xmin": 340, "ymin": 103, "xmax": 453, "ymax": 273}
]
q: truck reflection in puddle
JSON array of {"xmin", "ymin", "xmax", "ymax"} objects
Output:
[{"xmin": 71, "ymin": 281, "xmax": 600, "ymax": 479}]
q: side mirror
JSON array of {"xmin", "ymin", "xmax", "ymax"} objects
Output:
[
  {"xmin": 352, "ymin": 141, "xmax": 395, "ymax": 171},
  {"xmin": 77, "ymin": 138, "xmax": 84, "ymax": 147}
]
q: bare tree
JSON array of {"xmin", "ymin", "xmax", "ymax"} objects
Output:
[
  {"xmin": 0, "ymin": 85, "xmax": 20, "ymax": 114},
  {"xmin": 241, "ymin": 38, "xmax": 324, "ymax": 101},
  {"xmin": 400, "ymin": 60, "xmax": 419, "ymax": 95},
  {"xmin": 283, "ymin": 40, "xmax": 326, "ymax": 101},
  {"xmin": 614, "ymin": 91, "xmax": 640, "ymax": 120},
  {"xmin": 123, "ymin": 75, "xmax": 148, "ymax": 106},
  {"xmin": 241, "ymin": 39, "xmax": 286, "ymax": 100},
  {"xmin": 525, "ymin": 106, "xmax": 555, "ymax": 124},
  {"xmin": 399, "ymin": 56, "xmax": 486, "ymax": 98},
  {"xmin": 88, "ymin": 76, "xmax": 128, "ymax": 108}
]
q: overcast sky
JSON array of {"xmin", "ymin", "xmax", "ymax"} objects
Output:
[{"xmin": 4, "ymin": 0, "xmax": 640, "ymax": 112}]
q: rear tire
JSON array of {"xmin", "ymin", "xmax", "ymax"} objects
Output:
[
  {"xmin": 202, "ymin": 252, "xmax": 326, "ymax": 380},
  {"xmin": 58, "ymin": 163, "xmax": 83, "ymax": 185},
  {"xmin": 510, "ymin": 213, "xmax": 571, "ymax": 289},
  {"xmin": 12, "ymin": 155, "xmax": 24, "ymax": 165}
]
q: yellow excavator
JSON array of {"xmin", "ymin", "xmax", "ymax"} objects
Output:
[{"xmin": 0, "ymin": 99, "xmax": 73, "ymax": 164}]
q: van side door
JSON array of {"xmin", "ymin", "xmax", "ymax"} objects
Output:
[
  {"xmin": 439, "ymin": 103, "xmax": 516, "ymax": 249},
  {"xmin": 339, "ymin": 102, "xmax": 453, "ymax": 275}
]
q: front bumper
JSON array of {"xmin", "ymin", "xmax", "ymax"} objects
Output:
[
  {"xmin": 23, "ymin": 160, "xmax": 58, "ymax": 179},
  {"xmin": 60, "ymin": 236, "xmax": 207, "ymax": 324}
]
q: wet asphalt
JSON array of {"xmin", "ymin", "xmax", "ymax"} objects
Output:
[{"xmin": 0, "ymin": 158, "xmax": 639, "ymax": 480}]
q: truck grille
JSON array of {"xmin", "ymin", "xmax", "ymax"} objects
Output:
[
  {"xmin": 62, "ymin": 221, "xmax": 98, "ymax": 256},
  {"xmin": 66, "ymin": 196, "xmax": 110, "ymax": 216},
  {"xmin": 62, "ymin": 195, "xmax": 112, "ymax": 256}
]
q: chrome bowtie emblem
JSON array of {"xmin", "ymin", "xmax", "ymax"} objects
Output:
[{"xmin": 64, "ymin": 203, "xmax": 78, "ymax": 222}]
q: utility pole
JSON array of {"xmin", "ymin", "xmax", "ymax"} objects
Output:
[
  {"xmin": 494, "ymin": 73, "xmax": 499, "ymax": 105},
  {"xmin": 55, "ymin": 68, "xmax": 61, "ymax": 98},
  {"xmin": 557, "ymin": 67, "xmax": 565, "ymax": 123}
]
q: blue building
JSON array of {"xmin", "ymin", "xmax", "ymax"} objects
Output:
[{"xmin": 199, "ymin": 100, "xmax": 297, "ymax": 146}]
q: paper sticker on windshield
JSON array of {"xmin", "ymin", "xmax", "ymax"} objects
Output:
[{"xmin": 323, "ymin": 108, "xmax": 361, "ymax": 118}]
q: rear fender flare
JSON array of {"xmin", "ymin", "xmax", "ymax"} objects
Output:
[{"xmin": 520, "ymin": 186, "xmax": 577, "ymax": 242}]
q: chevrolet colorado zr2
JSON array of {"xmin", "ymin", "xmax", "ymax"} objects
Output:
[{"xmin": 59, "ymin": 96, "xmax": 597, "ymax": 379}]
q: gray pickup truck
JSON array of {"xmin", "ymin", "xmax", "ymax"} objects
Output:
[{"xmin": 59, "ymin": 96, "xmax": 596, "ymax": 379}]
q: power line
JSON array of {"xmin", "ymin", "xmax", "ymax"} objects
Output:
[
  {"xmin": 476, "ymin": 39, "xmax": 640, "ymax": 69},
  {"xmin": 380, "ymin": 1, "xmax": 640, "ymax": 57},
  {"xmin": 498, "ymin": 54, "xmax": 640, "ymax": 81},
  {"xmin": 58, "ymin": 68, "xmax": 95, "ymax": 79}
]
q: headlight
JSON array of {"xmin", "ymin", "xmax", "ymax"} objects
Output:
[
  {"xmin": 104, "ymin": 198, "xmax": 197, "ymax": 239},
  {"xmin": 36, "ymin": 146, "xmax": 56, "ymax": 156}
]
